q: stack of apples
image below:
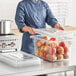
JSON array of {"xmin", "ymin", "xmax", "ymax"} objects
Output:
[{"xmin": 36, "ymin": 36, "xmax": 70, "ymax": 61}]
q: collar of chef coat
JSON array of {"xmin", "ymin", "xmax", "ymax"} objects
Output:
[{"xmin": 31, "ymin": 0, "xmax": 38, "ymax": 2}]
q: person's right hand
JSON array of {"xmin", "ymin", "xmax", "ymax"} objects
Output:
[{"xmin": 22, "ymin": 26, "xmax": 36, "ymax": 35}]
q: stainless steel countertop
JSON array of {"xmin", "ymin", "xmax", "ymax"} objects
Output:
[{"xmin": 0, "ymin": 40, "xmax": 76, "ymax": 76}]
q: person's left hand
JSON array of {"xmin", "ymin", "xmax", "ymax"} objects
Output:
[{"xmin": 54, "ymin": 24, "xmax": 64, "ymax": 30}]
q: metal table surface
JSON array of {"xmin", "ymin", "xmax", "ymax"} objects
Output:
[{"xmin": 0, "ymin": 41, "xmax": 76, "ymax": 76}]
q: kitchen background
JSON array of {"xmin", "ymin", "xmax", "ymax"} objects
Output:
[{"xmin": 0, "ymin": 0, "xmax": 76, "ymax": 29}]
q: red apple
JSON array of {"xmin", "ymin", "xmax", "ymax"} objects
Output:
[
  {"xmin": 57, "ymin": 46, "xmax": 64, "ymax": 54},
  {"xmin": 43, "ymin": 36, "xmax": 50, "ymax": 40},
  {"xmin": 40, "ymin": 46, "xmax": 45, "ymax": 52},
  {"xmin": 46, "ymin": 54, "xmax": 50, "ymax": 59},
  {"xmin": 50, "ymin": 42, "xmax": 58, "ymax": 48},
  {"xmin": 48, "ymin": 43, "xmax": 51, "ymax": 46},
  {"xmin": 43, "ymin": 46, "xmax": 47, "ymax": 51},
  {"xmin": 43, "ymin": 36, "xmax": 47, "ymax": 40},
  {"xmin": 43, "ymin": 51, "xmax": 47, "ymax": 58},
  {"xmin": 44, "ymin": 42, "xmax": 48, "ymax": 46},
  {"xmin": 52, "ymin": 47, "xmax": 56, "ymax": 55},
  {"xmin": 49, "ymin": 55, "xmax": 57, "ymax": 61},
  {"xmin": 64, "ymin": 53, "xmax": 70, "ymax": 59},
  {"xmin": 48, "ymin": 46, "xmax": 52, "ymax": 54},
  {"xmin": 41, "ymin": 45, "xmax": 50, "ymax": 53},
  {"xmin": 49, "ymin": 47, "xmax": 56, "ymax": 55},
  {"xmin": 49, "ymin": 37, "xmax": 57, "ymax": 41},
  {"xmin": 64, "ymin": 46, "xmax": 70, "ymax": 53},
  {"xmin": 37, "ymin": 40, "xmax": 43, "ymax": 47},
  {"xmin": 57, "ymin": 54, "xmax": 63, "ymax": 60},
  {"xmin": 59, "ymin": 42, "xmax": 67, "ymax": 47}
]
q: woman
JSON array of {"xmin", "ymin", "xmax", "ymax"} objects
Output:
[{"xmin": 15, "ymin": 0, "xmax": 64, "ymax": 55}]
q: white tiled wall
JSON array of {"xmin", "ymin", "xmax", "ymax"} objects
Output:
[
  {"xmin": 0, "ymin": 0, "xmax": 21, "ymax": 29},
  {"xmin": 0, "ymin": 0, "xmax": 76, "ymax": 29},
  {"xmin": 66, "ymin": 0, "xmax": 76, "ymax": 26},
  {"xmin": 44, "ymin": 0, "xmax": 71, "ymax": 26}
]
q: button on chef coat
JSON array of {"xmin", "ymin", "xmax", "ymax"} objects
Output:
[{"xmin": 15, "ymin": 0, "xmax": 58, "ymax": 54}]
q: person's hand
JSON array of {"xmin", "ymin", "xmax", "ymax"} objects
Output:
[
  {"xmin": 54, "ymin": 24, "xmax": 64, "ymax": 30},
  {"xmin": 22, "ymin": 26, "xmax": 36, "ymax": 34}
]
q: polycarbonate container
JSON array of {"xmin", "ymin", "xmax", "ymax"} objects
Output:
[
  {"xmin": 0, "ymin": 51, "xmax": 41, "ymax": 67},
  {"xmin": 31, "ymin": 35, "xmax": 72, "ymax": 62}
]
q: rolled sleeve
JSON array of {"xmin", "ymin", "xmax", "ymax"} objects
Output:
[
  {"xmin": 15, "ymin": 2, "xmax": 26, "ymax": 32},
  {"xmin": 45, "ymin": 3, "xmax": 58, "ymax": 27}
]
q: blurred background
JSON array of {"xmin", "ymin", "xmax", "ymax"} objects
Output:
[{"xmin": 0, "ymin": 0, "xmax": 76, "ymax": 29}]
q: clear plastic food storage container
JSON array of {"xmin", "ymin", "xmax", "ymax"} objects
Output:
[
  {"xmin": 31, "ymin": 34, "xmax": 72, "ymax": 62},
  {"xmin": 0, "ymin": 51, "xmax": 41, "ymax": 67}
]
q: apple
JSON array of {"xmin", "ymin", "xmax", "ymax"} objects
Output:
[
  {"xmin": 43, "ymin": 51, "xmax": 47, "ymax": 58},
  {"xmin": 46, "ymin": 54, "xmax": 50, "ymax": 59},
  {"xmin": 57, "ymin": 54, "xmax": 63, "ymax": 60},
  {"xmin": 47, "ymin": 46, "xmax": 52, "ymax": 53},
  {"xmin": 43, "ymin": 46, "xmax": 48, "ymax": 52},
  {"xmin": 36, "ymin": 49, "xmax": 40, "ymax": 55},
  {"xmin": 49, "ymin": 55, "xmax": 57, "ymax": 61},
  {"xmin": 64, "ymin": 53, "xmax": 70, "ymax": 59},
  {"xmin": 57, "ymin": 46, "xmax": 64, "ymax": 54},
  {"xmin": 48, "ymin": 46, "xmax": 52, "ymax": 54},
  {"xmin": 49, "ymin": 37, "xmax": 57, "ymax": 41},
  {"xmin": 40, "ymin": 45, "xmax": 50, "ymax": 53},
  {"xmin": 43, "ymin": 36, "xmax": 47, "ymax": 40},
  {"xmin": 49, "ymin": 47, "xmax": 56, "ymax": 55},
  {"xmin": 43, "ymin": 46, "xmax": 56, "ymax": 55},
  {"xmin": 64, "ymin": 46, "xmax": 70, "ymax": 53},
  {"xmin": 59, "ymin": 42, "xmax": 67, "ymax": 47},
  {"xmin": 48, "ymin": 43, "xmax": 51, "ymax": 46},
  {"xmin": 52, "ymin": 47, "xmax": 56, "ymax": 55},
  {"xmin": 40, "ymin": 46, "xmax": 45, "ymax": 52},
  {"xmin": 43, "ymin": 36, "xmax": 50, "ymax": 40},
  {"xmin": 37, "ymin": 40, "xmax": 43, "ymax": 47},
  {"xmin": 50, "ymin": 42, "xmax": 58, "ymax": 48},
  {"xmin": 44, "ymin": 42, "xmax": 48, "ymax": 46},
  {"xmin": 38, "ymin": 51, "xmax": 43, "ymax": 57}
]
